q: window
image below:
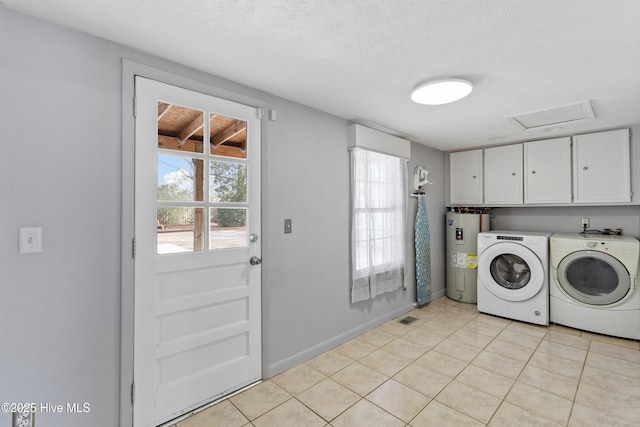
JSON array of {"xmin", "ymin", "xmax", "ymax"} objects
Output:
[
  {"xmin": 155, "ymin": 103, "xmax": 249, "ymax": 254},
  {"xmin": 350, "ymin": 148, "xmax": 407, "ymax": 303}
]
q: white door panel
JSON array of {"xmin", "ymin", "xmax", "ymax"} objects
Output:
[
  {"xmin": 573, "ymin": 129, "xmax": 631, "ymax": 203},
  {"xmin": 134, "ymin": 77, "xmax": 261, "ymax": 427}
]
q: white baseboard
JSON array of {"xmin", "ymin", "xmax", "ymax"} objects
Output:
[
  {"xmin": 432, "ymin": 288, "xmax": 446, "ymax": 300},
  {"xmin": 264, "ymin": 303, "xmax": 416, "ymax": 377}
]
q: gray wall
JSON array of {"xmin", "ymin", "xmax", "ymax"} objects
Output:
[
  {"xmin": 0, "ymin": 7, "xmax": 124, "ymax": 427},
  {"xmin": 408, "ymin": 143, "xmax": 447, "ymax": 301},
  {"xmin": 260, "ymin": 97, "xmax": 421, "ymax": 374},
  {"xmin": 0, "ymin": 6, "xmax": 444, "ymax": 427},
  {"xmin": 490, "ymin": 205, "xmax": 640, "ymax": 239}
]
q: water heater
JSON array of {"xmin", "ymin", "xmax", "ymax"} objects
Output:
[{"xmin": 446, "ymin": 212, "xmax": 490, "ymax": 303}]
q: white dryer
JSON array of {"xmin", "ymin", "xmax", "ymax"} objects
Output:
[
  {"xmin": 550, "ymin": 233, "xmax": 640, "ymax": 340},
  {"xmin": 477, "ymin": 231, "xmax": 551, "ymax": 325}
]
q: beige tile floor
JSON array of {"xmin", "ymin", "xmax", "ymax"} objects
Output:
[{"xmin": 168, "ymin": 297, "xmax": 640, "ymax": 427}]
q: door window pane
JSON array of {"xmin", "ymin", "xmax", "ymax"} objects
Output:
[
  {"xmin": 210, "ymin": 208, "xmax": 247, "ymax": 250},
  {"xmin": 157, "ymin": 155, "xmax": 204, "ymax": 201},
  {"xmin": 157, "ymin": 207, "xmax": 204, "ymax": 254},
  {"xmin": 157, "ymin": 102, "xmax": 205, "ymax": 154},
  {"xmin": 209, "ymin": 160, "xmax": 247, "ymax": 203},
  {"xmin": 154, "ymin": 105, "xmax": 251, "ymax": 254},
  {"xmin": 210, "ymin": 113, "xmax": 247, "ymax": 159}
]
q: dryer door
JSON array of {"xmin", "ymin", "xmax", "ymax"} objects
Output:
[
  {"xmin": 557, "ymin": 250, "xmax": 630, "ymax": 305},
  {"xmin": 478, "ymin": 242, "xmax": 545, "ymax": 301}
]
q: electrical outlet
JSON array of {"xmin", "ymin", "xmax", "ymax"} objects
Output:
[
  {"xmin": 581, "ymin": 218, "xmax": 590, "ymax": 229},
  {"xmin": 284, "ymin": 219, "xmax": 292, "ymax": 234},
  {"xmin": 12, "ymin": 411, "xmax": 34, "ymax": 427}
]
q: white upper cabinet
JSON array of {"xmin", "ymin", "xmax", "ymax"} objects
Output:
[
  {"xmin": 447, "ymin": 128, "xmax": 632, "ymax": 207},
  {"xmin": 484, "ymin": 144, "xmax": 523, "ymax": 205},
  {"xmin": 573, "ymin": 129, "xmax": 631, "ymax": 203},
  {"xmin": 449, "ymin": 149, "xmax": 483, "ymax": 205},
  {"xmin": 524, "ymin": 137, "xmax": 572, "ymax": 204}
]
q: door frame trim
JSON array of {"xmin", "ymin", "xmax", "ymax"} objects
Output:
[{"xmin": 120, "ymin": 59, "xmax": 265, "ymax": 427}]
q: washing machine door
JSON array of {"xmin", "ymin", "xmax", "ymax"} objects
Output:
[
  {"xmin": 556, "ymin": 250, "xmax": 630, "ymax": 305},
  {"xmin": 478, "ymin": 242, "xmax": 545, "ymax": 301}
]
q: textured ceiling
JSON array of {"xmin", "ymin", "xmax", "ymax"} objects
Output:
[{"xmin": 4, "ymin": 0, "xmax": 640, "ymax": 150}]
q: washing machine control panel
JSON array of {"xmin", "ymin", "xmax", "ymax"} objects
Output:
[{"xmin": 496, "ymin": 235, "xmax": 523, "ymax": 241}]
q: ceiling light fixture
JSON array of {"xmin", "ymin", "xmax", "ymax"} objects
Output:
[{"xmin": 411, "ymin": 78, "xmax": 473, "ymax": 105}]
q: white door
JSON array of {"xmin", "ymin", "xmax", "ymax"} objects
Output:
[
  {"xmin": 573, "ymin": 128, "xmax": 631, "ymax": 203},
  {"xmin": 134, "ymin": 77, "xmax": 261, "ymax": 427},
  {"xmin": 449, "ymin": 149, "xmax": 483, "ymax": 205},
  {"xmin": 483, "ymin": 144, "xmax": 523, "ymax": 205},
  {"xmin": 524, "ymin": 137, "xmax": 572, "ymax": 204}
]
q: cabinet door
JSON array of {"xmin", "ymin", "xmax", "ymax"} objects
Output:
[
  {"xmin": 573, "ymin": 129, "xmax": 631, "ymax": 203},
  {"xmin": 484, "ymin": 144, "xmax": 523, "ymax": 205},
  {"xmin": 449, "ymin": 149, "xmax": 483, "ymax": 205},
  {"xmin": 524, "ymin": 137, "xmax": 572, "ymax": 203}
]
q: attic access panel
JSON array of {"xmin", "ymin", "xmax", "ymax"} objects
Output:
[{"xmin": 507, "ymin": 101, "xmax": 595, "ymax": 130}]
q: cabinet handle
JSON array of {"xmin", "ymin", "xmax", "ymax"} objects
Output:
[
  {"xmin": 472, "ymin": 175, "xmax": 476, "ymax": 179},
  {"xmin": 583, "ymin": 166, "xmax": 589, "ymax": 170},
  {"xmin": 531, "ymin": 170, "xmax": 536, "ymax": 174},
  {"xmin": 511, "ymin": 172, "xmax": 516, "ymax": 176}
]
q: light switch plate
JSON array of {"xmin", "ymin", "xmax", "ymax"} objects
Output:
[{"xmin": 19, "ymin": 227, "xmax": 43, "ymax": 254}]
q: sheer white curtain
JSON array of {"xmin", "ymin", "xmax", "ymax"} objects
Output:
[{"xmin": 350, "ymin": 148, "xmax": 407, "ymax": 303}]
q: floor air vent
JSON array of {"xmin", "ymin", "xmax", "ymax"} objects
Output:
[{"xmin": 398, "ymin": 316, "xmax": 419, "ymax": 325}]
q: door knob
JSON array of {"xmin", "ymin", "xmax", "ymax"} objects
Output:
[{"xmin": 249, "ymin": 256, "xmax": 262, "ymax": 265}]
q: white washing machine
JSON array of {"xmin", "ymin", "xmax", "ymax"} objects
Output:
[
  {"xmin": 550, "ymin": 233, "xmax": 640, "ymax": 340},
  {"xmin": 477, "ymin": 231, "xmax": 551, "ymax": 325}
]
